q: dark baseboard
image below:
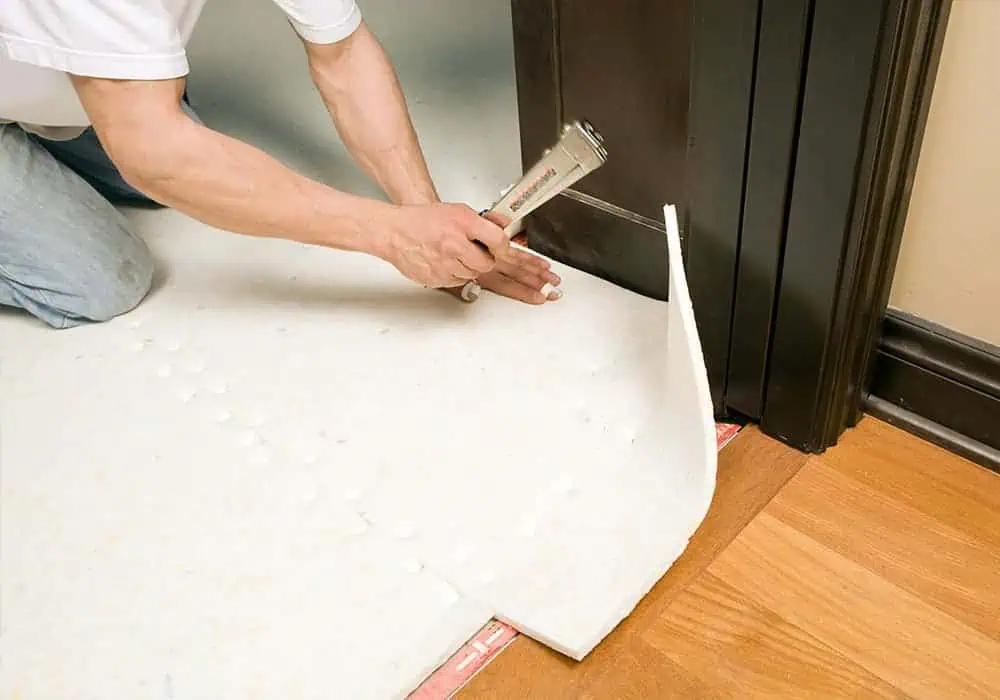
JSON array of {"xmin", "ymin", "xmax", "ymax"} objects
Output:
[
  {"xmin": 864, "ymin": 309, "xmax": 1000, "ymax": 472},
  {"xmin": 524, "ymin": 190, "xmax": 669, "ymax": 301}
]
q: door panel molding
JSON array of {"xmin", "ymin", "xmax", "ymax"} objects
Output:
[
  {"xmin": 760, "ymin": 0, "xmax": 953, "ymax": 451},
  {"xmin": 725, "ymin": 0, "xmax": 812, "ymax": 420}
]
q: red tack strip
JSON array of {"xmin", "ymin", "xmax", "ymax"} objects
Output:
[{"xmin": 408, "ymin": 620, "xmax": 519, "ymax": 700}]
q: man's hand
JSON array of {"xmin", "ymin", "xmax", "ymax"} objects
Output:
[
  {"xmin": 477, "ymin": 247, "xmax": 563, "ymax": 304},
  {"xmin": 375, "ymin": 202, "xmax": 509, "ymax": 288},
  {"xmin": 374, "ymin": 206, "xmax": 562, "ymax": 303},
  {"xmin": 470, "ymin": 213, "xmax": 562, "ymax": 304}
]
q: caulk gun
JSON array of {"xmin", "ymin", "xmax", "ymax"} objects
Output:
[{"xmin": 451, "ymin": 119, "xmax": 608, "ymax": 303}]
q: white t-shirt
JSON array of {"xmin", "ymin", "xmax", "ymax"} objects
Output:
[{"xmin": 0, "ymin": 0, "xmax": 362, "ymax": 139}]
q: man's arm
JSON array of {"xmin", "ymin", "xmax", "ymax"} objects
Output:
[
  {"xmin": 303, "ymin": 22, "xmax": 440, "ymax": 206},
  {"xmin": 72, "ymin": 75, "xmax": 388, "ymax": 249},
  {"xmin": 299, "ymin": 23, "xmax": 564, "ymax": 305},
  {"xmin": 70, "ymin": 75, "xmax": 506, "ymax": 288}
]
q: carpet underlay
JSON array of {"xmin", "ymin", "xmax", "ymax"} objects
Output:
[{"xmin": 0, "ymin": 204, "xmax": 716, "ymax": 699}]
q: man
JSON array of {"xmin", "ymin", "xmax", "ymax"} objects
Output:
[{"xmin": 0, "ymin": 0, "xmax": 561, "ymax": 329}]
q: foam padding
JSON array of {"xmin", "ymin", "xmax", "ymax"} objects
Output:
[{"xmin": 0, "ymin": 204, "xmax": 716, "ymax": 698}]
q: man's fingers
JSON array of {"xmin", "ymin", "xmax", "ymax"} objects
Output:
[
  {"xmin": 481, "ymin": 210, "xmax": 513, "ymax": 230},
  {"xmin": 506, "ymin": 241, "xmax": 560, "ymax": 278},
  {"xmin": 466, "ymin": 214, "xmax": 510, "ymax": 256},
  {"xmin": 457, "ymin": 240, "xmax": 495, "ymax": 274},
  {"xmin": 445, "ymin": 259, "xmax": 480, "ymax": 283},
  {"xmin": 496, "ymin": 255, "xmax": 560, "ymax": 291},
  {"xmin": 480, "ymin": 272, "xmax": 546, "ymax": 305},
  {"xmin": 506, "ymin": 248, "xmax": 561, "ymax": 287}
]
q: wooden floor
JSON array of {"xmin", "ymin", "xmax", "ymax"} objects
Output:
[{"xmin": 458, "ymin": 417, "xmax": 1000, "ymax": 699}]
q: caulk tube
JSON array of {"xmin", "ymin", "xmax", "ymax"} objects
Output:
[{"xmin": 451, "ymin": 120, "xmax": 606, "ymax": 303}]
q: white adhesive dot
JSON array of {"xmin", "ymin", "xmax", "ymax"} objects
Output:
[
  {"xmin": 520, "ymin": 519, "xmax": 538, "ymax": 538},
  {"xmin": 287, "ymin": 436, "xmax": 319, "ymax": 464},
  {"xmin": 166, "ymin": 341, "xmax": 181, "ymax": 353},
  {"xmin": 215, "ymin": 410, "xmax": 233, "ymax": 423},
  {"xmin": 305, "ymin": 508, "xmax": 327, "ymax": 529},
  {"xmin": 399, "ymin": 558, "xmax": 422, "ymax": 574},
  {"xmin": 436, "ymin": 581, "xmax": 461, "ymax": 607},
  {"xmin": 130, "ymin": 340, "xmax": 146, "ymax": 353},
  {"xmin": 246, "ymin": 412, "xmax": 265, "ymax": 428},
  {"xmin": 394, "ymin": 522, "xmax": 416, "ymax": 540},
  {"xmin": 295, "ymin": 476, "xmax": 318, "ymax": 502},
  {"xmin": 237, "ymin": 430, "xmax": 259, "ymax": 447},
  {"xmin": 453, "ymin": 544, "xmax": 475, "ymax": 564},
  {"xmin": 554, "ymin": 476, "xmax": 577, "ymax": 495},
  {"xmin": 155, "ymin": 365, "xmax": 172, "ymax": 379},
  {"xmin": 344, "ymin": 488, "xmax": 363, "ymax": 502},
  {"xmin": 177, "ymin": 387, "xmax": 197, "ymax": 404}
]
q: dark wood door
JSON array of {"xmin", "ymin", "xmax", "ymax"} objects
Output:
[
  {"xmin": 510, "ymin": 1, "xmax": 693, "ymax": 301},
  {"xmin": 509, "ymin": 0, "xmax": 758, "ymax": 416}
]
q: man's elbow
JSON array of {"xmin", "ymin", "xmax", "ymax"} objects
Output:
[
  {"xmin": 304, "ymin": 21, "xmax": 371, "ymax": 82},
  {"xmin": 69, "ymin": 74, "xmax": 192, "ymax": 197},
  {"xmin": 97, "ymin": 118, "xmax": 189, "ymax": 197}
]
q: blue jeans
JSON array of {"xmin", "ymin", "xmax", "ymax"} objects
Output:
[{"xmin": 0, "ymin": 100, "xmax": 199, "ymax": 329}]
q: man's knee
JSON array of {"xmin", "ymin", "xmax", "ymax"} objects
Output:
[
  {"xmin": 64, "ymin": 235, "xmax": 155, "ymax": 325},
  {"xmin": 85, "ymin": 244, "xmax": 154, "ymax": 322},
  {"xmin": 0, "ymin": 123, "xmax": 155, "ymax": 328},
  {"xmin": 3, "ymin": 233, "xmax": 154, "ymax": 329}
]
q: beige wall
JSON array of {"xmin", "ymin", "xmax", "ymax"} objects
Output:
[{"xmin": 889, "ymin": 0, "xmax": 1000, "ymax": 347}]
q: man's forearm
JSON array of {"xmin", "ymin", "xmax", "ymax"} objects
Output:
[
  {"xmin": 71, "ymin": 74, "xmax": 394, "ymax": 255},
  {"xmin": 306, "ymin": 23, "xmax": 440, "ymax": 206},
  {"xmin": 126, "ymin": 115, "xmax": 392, "ymax": 252}
]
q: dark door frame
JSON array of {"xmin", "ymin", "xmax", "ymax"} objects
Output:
[{"xmin": 509, "ymin": 0, "xmax": 952, "ymax": 454}]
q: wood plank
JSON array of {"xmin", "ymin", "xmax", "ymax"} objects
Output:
[
  {"xmin": 459, "ymin": 426, "xmax": 808, "ymax": 698},
  {"xmin": 708, "ymin": 512, "xmax": 1000, "ymax": 699},
  {"xmin": 644, "ymin": 572, "xmax": 906, "ymax": 699},
  {"xmin": 576, "ymin": 640, "xmax": 713, "ymax": 700},
  {"xmin": 769, "ymin": 457, "xmax": 1000, "ymax": 640},
  {"xmin": 824, "ymin": 418, "xmax": 1000, "ymax": 546}
]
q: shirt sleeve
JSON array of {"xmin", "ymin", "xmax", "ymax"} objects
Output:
[
  {"xmin": 271, "ymin": 0, "xmax": 363, "ymax": 44},
  {"xmin": 0, "ymin": 1, "xmax": 189, "ymax": 79}
]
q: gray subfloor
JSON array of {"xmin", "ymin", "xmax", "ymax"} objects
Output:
[{"xmin": 185, "ymin": 0, "xmax": 523, "ymax": 212}]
